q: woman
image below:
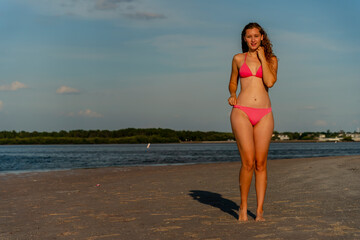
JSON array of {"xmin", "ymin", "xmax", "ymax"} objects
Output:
[{"xmin": 228, "ymin": 22, "xmax": 278, "ymax": 222}]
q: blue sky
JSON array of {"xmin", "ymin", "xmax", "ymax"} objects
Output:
[{"xmin": 0, "ymin": 0, "xmax": 359, "ymax": 132}]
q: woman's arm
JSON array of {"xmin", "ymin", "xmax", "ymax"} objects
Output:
[
  {"xmin": 257, "ymin": 47, "xmax": 278, "ymax": 88},
  {"xmin": 228, "ymin": 55, "xmax": 240, "ymax": 106}
]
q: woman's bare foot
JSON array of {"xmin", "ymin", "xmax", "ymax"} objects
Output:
[
  {"xmin": 255, "ymin": 210, "xmax": 265, "ymax": 222},
  {"xmin": 238, "ymin": 207, "xmax": 248, "ymax": 222}
]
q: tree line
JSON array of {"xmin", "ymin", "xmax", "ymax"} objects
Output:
[
  {"xmin": 0, "ymin": 128, "xmax": 235, "ymax": 145},
  {"xmin": 0, "ymin": 128, "xmax": 356, "ymax": 145}
]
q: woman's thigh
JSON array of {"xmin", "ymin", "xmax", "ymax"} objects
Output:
[
  {"xmin": 230, "ymin": 108, "xmax": 255, "ymax": 161},
  {"xmin": 253, "ymin": 112, "xmax": 274, "ymax": 164}
]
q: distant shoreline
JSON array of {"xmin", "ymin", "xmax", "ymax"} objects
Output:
[
  {"xmin": 0, "ymin": 128, "xmax": 357, "ymax": 145},
  {"xmin": 181, "ymin": 140, "xmax": 350, "ymax": 144},
  {"xmin": 0, "ymin": 140, "xmax": 356, "ymax": 145}
]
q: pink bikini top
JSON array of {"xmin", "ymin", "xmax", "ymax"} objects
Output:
[{"xmin": 239, "ymin": 53, "xmax": 263, "ymax": 78}]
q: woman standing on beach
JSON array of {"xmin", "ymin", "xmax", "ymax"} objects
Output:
[{"xmin": 228, "ymin": 22, "xmax": 278, "ymax": 222}]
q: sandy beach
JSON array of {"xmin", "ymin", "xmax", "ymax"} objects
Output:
[{"xmin": 1, "ymin": 155, "xmax": 360, "ymax": 239}]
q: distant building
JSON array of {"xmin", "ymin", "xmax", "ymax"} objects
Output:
[
  {"xmin": 318, "ymin": 135, "xmax": 341, "ymax": 142},
  {"xmin": 278, "ymin": 134, "xmax": 289, "ymax": 140},
  {"xmin": 346, "ymin": 133, "xmax": 360, "ymax": 141}
]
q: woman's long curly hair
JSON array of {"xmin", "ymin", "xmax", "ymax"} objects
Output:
[{"xmin": 241, "ymin": 22, "xmax": 276, "ymax": 63}]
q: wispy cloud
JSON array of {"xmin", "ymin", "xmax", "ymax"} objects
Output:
[
  {"xmin": 79, "ymin": 109, "xmax": 103, "ymax": 118},
  {"xmin": 0, "ymin": 81, "xmax": 28, "ymax": 91},
  {"xmin": 68, "ymin": 109, "xmax": 103, "ymax": 118},
  {"xmin": 277, "ymin": 30, "xmax": 360, "ymax": 53},
  {"xmin": 0, "ymin": 101, "xmax": 3, "ymax": 111},
  {"xmin": 276, "ymin": 30, "xmax": 341, "ymax": 52},
  {"xmin": 150, "ymin": 34, "xmax": 211, "ymax": 50},
  {"xmin": 141, "ymin": 34, "xmax": 230, "ymax": 68},
  {"xmin": 314, "ymin": 120, "xmax": 327, "ymax": 127},
  {"xmin": 56, "ymin": 86, "xmax": 80, "ymax": 94},
  {"xmin": 95, "ymin": 0, "xmax": 133, "ymax": 10},
  {"xmin": 25, "ymin": 0, "xmax": 166, "ymax": 21},
  {"xmin": 124, "ymin": 12, "xmax": 166, "ymax": 20}
]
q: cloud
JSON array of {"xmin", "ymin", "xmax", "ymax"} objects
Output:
[
  {"xmin": 147, "ymin": 34, "xmax": 229, "ymax": 57},
  {"xmin": 150, "ymin": 34, "xmax": 210, "ymax": 50},
  {"xmin": 140, "ymin": 34, "xmax": 230, "ymax": 68},
  {"xmin": 124, "ymin": 12, "xmax": 166, "ymax": 20},
  {"xmin": 277, "ymin": 30, "xmax": 360, "ymax": 53},
  {"xmin": 314, "ymin": 120, "xmax": 327, "ymax": 127},
  {"xmin": 0, "ymin": 81, "xmax": 28, "ymax": 91},
  {"xmin": 0, "ymin": 101, "xmax": 3, "ymax": 111},
  {"xmin": 95, "ymin": 0, "xmax": 133, "ymax": 10},
  {"xmin": 56, "ymin": 86, "xmax": 80, "ymax": 94},
  {"xmin": 78, "ymin": 109, "xmax": 103, "ymax": 118},
  {"xmin": 67, "ymin": 109, "xmax": 103, "ymax": 118},
  {"xmin": 276, "ymin": 30, "xmax": 342, "ymax": 52},
  {"xmin": 25, "ymin": 0, "xmax": 166, "ymax": 21}
]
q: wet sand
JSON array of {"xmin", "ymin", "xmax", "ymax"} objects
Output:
[{"xmin": 1, "ymin": 155, "xmax": 360, "ymax": 239}]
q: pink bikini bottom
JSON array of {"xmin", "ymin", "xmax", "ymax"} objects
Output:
[{"xmin": 233, "ymin": 105, "xmax": 272, "ymax": 126}]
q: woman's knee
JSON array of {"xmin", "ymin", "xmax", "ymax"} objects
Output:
[
  {"xmin": 241, "ymin": 157, "xmax": 255, "ymax": 171},
  {"xmin": 255, "ymin": 159, "xmax": 267, "ymax": 172}
]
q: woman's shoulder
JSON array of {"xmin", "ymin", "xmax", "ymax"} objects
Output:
[
  {"xmin": 232, "ymin": 53, "xmax": 245, "ymax": 63},
  {"xmin": 269, "ymin": 55, "xmax": 278, "ymax": 66},
  {"xmin": 269, "ymin": 55, "xmax": 278, "ymax": 62}
]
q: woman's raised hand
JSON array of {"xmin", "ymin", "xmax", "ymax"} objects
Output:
[{"xmin": 256, "ymin": 46, "xmax": 266, "ymax": 62}]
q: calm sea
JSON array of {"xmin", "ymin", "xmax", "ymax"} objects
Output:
[{"xmin": 0, "ymin": 142, "xmax": 360, "ymax": 173}]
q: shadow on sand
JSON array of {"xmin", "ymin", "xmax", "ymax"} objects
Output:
[{"xmin": 189, "ymin": 190, "xmax": 256, "ymax": 220}]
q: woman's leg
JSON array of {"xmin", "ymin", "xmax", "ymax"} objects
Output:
[
  {"xmin": 230, "ymin": 108, "xmax": 255, "ymax": 221},
  {"xmin": 253, "ymin": 112, "xmax": 274, "ymax": 221}
]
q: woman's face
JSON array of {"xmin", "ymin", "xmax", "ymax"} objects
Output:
[{"xmin": 244, "ymin": 28, "xmax": 263, "ymax": 51}]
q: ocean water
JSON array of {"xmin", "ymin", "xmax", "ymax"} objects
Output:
[{"xmin": 0, "ymin": 142, "xmax": 359, "ymax": 173}]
